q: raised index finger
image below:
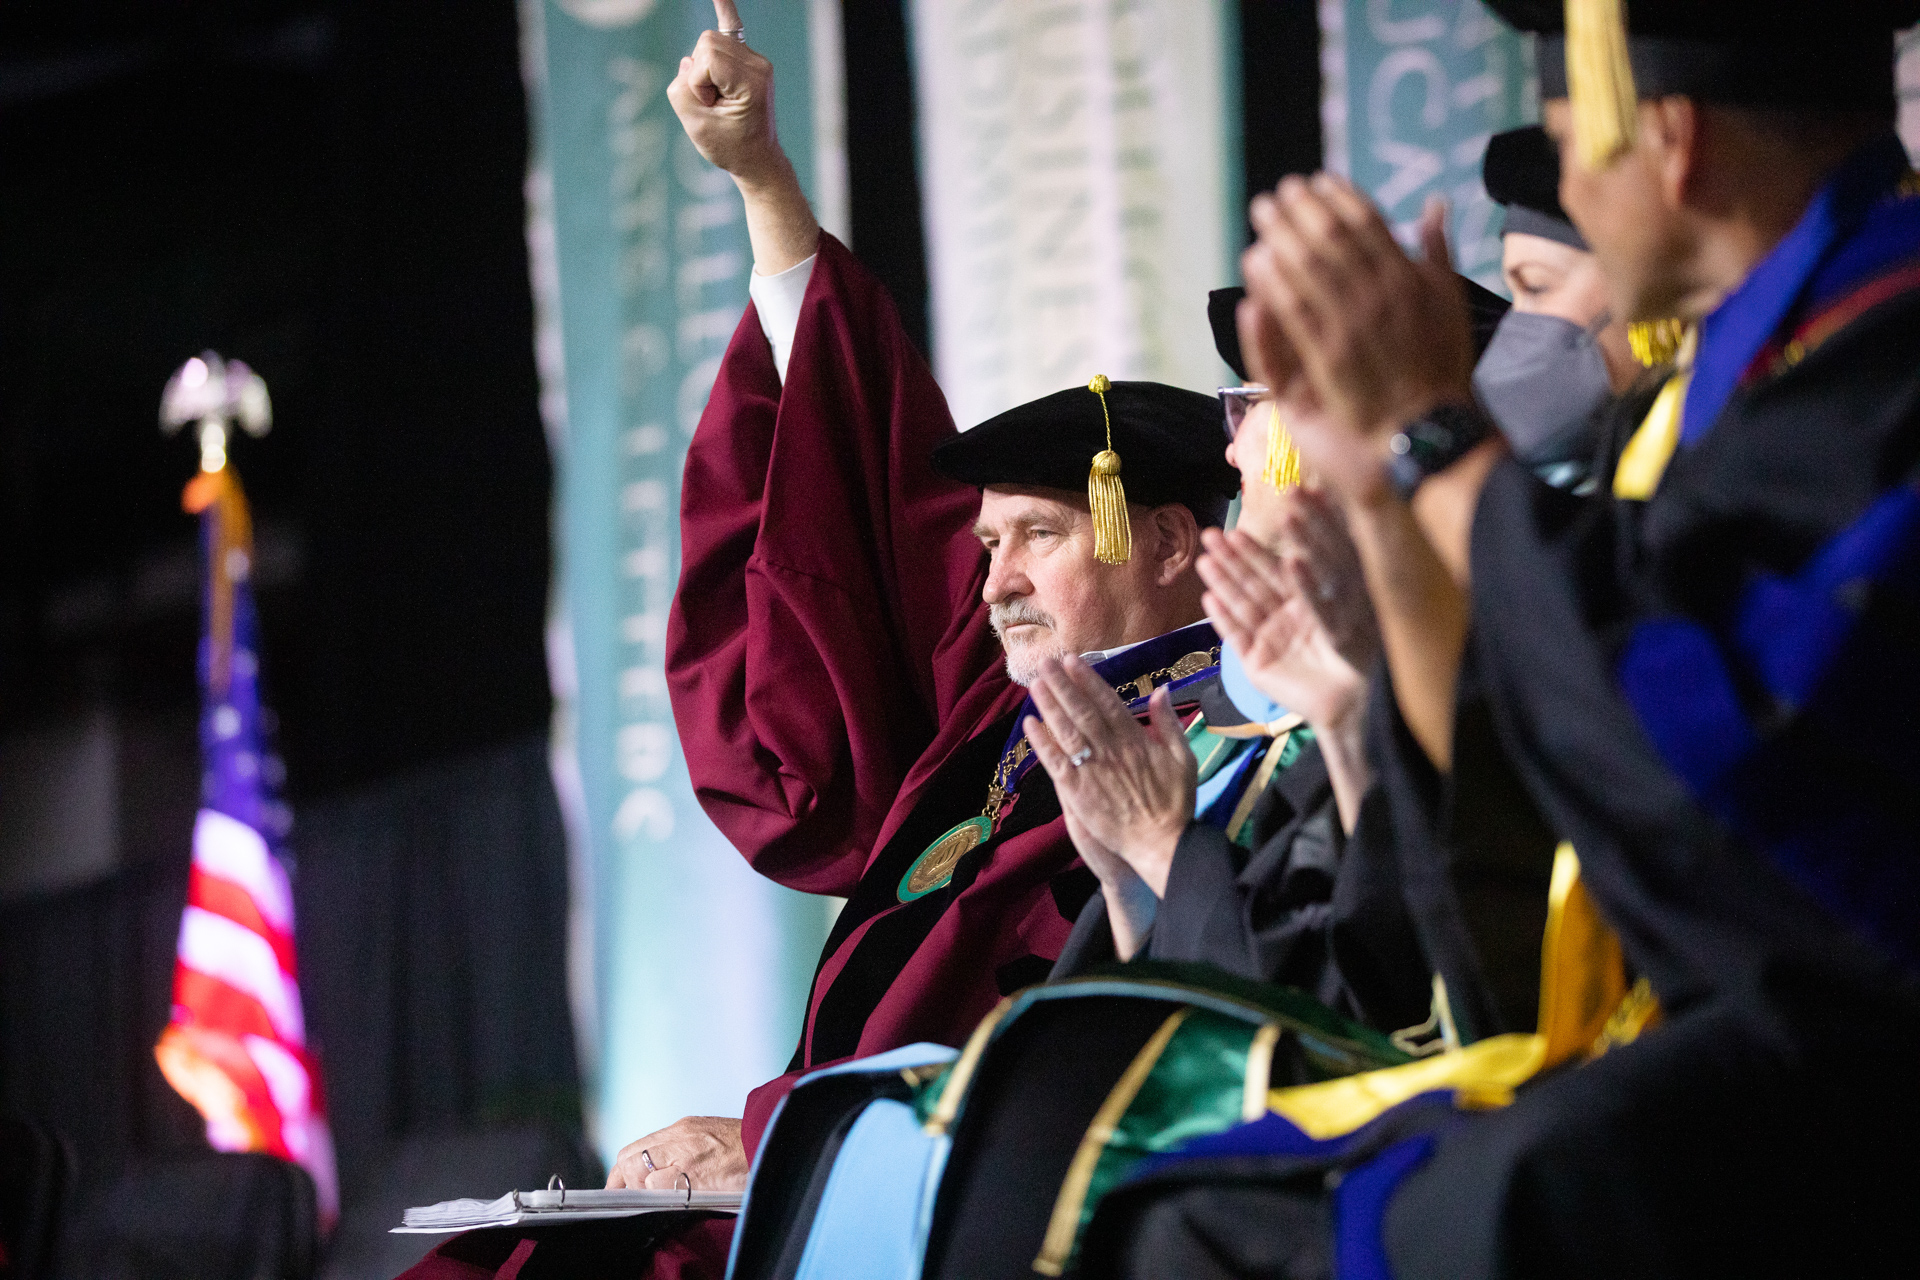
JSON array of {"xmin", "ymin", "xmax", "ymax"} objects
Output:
[{"xmin": 711, "ymin": 0, "xmax": 742, "ymax": 32}]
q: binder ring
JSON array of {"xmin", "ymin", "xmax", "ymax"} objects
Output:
[
  {"xmin": 675, "ymin": 1170, "xmax": 692, "ymax": 1205},
  {"xmin": 547, "ymin": 1174, "xmax": 565, "ymax": 1205}
]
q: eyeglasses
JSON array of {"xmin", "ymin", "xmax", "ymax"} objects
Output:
[{"xmin": 1217, "ymin": 385, "xmax": 1270, "ymax": 442}]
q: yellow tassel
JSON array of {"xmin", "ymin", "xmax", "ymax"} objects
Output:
[
  {"xmin": 1613, "ymin": 326, "xmax": 1696, "ymax": 499},
  {"xmin": 1086, "ymin": 375, "xmax": 1132, "ymax": 564},
  {"xmin": 1565, "ymin": 0, "xmax": 1637, "ymax": 170},
  {"xmin": 182, "ymin": 465, "xmax": 253, "ymax": 698},
  {"xmin": 1627, "ymin": 318, "xmax": 1686, "ymax": 368},
  {"xmin": 1260, "ymin": 401, "xmax": 1303, "ymax": 490}
]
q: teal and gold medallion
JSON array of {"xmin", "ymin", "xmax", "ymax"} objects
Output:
[
  {"xmin": 898, "ymin": 814, "xmax": 993, "ymax": 901},
  {"xmin": 893, "ymin": 634, "xmax": 1222, "ymax": 904}
]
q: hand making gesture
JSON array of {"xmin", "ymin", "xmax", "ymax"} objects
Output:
[
  {"xmin": 666, "ymin": 0, "xmax": 819, "ymax": 273},
  {"xmin": 606, "ymin": 2, "xmax": 821, "ymax": 1196}
]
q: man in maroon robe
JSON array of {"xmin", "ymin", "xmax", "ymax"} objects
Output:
[{"xmin": 604, "ymin": 9, "xmax": 1241, "ymax": 1201}]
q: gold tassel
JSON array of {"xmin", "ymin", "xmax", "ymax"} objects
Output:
[
  {"xmin": 1565, "ymin": 0, "xmax": 1637, "ymax": 170},
  {"xmin": 1086, "ymin": 374, "xmax": 1132, "ymax": 564},
  {"xmin": 182, "ymin": 465, "xmax": 253, "ymax": 698},
  {"xmin": 1627, "ymin": 318, "xmax": 1686, "ymax": 368},
  {"xmin": 1260, "ymin": 401, "xmax": 1303, "ymax": 490}
]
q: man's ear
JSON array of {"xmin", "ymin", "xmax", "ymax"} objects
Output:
[
  {"xmin": 1148, "ymin": 504, "xmax": 1202, "ymax": 587},
  {"xmin": 1645, "ymin": 96, "xmax": 1700, "ymax": 212}
]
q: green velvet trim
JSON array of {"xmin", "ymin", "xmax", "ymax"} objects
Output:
[
  {"xmin": 1184, "ymin": 713, "xmax": 1251, "ymax": 784},
  {"xmin": 1063, "ymin": 1009, "xmax": 1261, "ymax": 1270},
  {"xmin": 1273, "ymin": 722, "xmax": 1316, "ymax": 769},
  {"xmin": 1070, "ymin": 960, "xmax": 1411, "ymax": 1070}
]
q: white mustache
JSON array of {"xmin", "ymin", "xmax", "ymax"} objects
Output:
[{"xmin": 989, "ymin": 602, "xmax": 1053, "ymax": 640}]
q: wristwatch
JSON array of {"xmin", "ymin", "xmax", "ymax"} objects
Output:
[{"xmin": 1383, "ymin": 399, "xmax": 1495, "ymax": 501}]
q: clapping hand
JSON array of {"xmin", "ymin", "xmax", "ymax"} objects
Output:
[
  {"xmin": 1272, "ymin": 485, "xmax": 1379, "ymax": 676},
  {"xmin": 1197, "ymin": 527, "xmax": 1367, "ymax": 734},
  {"xmin": 1023, "ymin": 655, "xmax": 1195, "ymax": 900},
  {"xmin": 1238, "ymin": 177, "xmax": 1476, "ymax": 507}
]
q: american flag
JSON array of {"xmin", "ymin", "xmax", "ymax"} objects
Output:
[{"xmin": 153, "ymin": 442, "xmax": 338, "ymax": 1224}]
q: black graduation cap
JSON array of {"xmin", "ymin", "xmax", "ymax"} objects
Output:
[
  {"xmin": 1486, "ymin": 0, "xmax": 1920, "ymax": 169},
  {"xmin": 1207, "ymin": 280, "xmax": 1511, "ymax": 383},
  {"xmin": 930, "ymin": 379, "xmax": 1239, "ymax": 534},
  {"xmin": 1484, "ymin": 126, "xmax": 1586, "ymax": 251}
]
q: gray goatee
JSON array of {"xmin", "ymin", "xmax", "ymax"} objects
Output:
[{"xmin": 990, "ymin": 602, "xmax": 1060, "ymax": 687}]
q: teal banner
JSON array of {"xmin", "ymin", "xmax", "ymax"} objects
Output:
[
  {"xmin": 1320, "ymin": 0, "xmax": 1535, "ymax": 289},
  {"xmin": 528, "ymin": 0, "xmax": 836, "ymax": 1159}
]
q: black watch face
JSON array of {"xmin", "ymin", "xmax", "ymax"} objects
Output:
[
  {"xmin": 1386, "ymin": 448, "xmax": 1426, "ymax": 501},
  {"xmin": 1389, "ymin": 402, "xmax": 1490, "ymax": 499}
]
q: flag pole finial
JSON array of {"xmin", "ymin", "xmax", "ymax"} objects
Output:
[{"xmin": 161, "ymin": 351, "xmax": 273, "ymax": 474}]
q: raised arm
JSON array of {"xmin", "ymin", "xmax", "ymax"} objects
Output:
[
  {"xmin": 665, "ymin": 10, "xmax": 1008, "ymax": 896},
  {"xmin": 1236, "ymin": 179, "xmax": 1483, "ymax": 772},
  {"xmin": 667, "ymin": 0, "xmax": 819, "ymax": 274}
]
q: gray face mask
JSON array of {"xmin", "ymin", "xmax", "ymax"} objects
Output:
[{"xmin": 1472, "ymin": 309, "xmax": 1613, "ymax": 468}]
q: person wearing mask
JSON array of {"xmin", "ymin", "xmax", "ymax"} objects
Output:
[
  {"xmin": 1082, "ymin": 2, "xmax": 1920, "ymax": 1276},
  {"xmin": 1475, "ymin": 125, "xmax": 1649, "ymax": 489}
]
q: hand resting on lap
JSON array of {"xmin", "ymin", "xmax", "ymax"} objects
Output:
[{"xmin": 607, "ymin": 1115, "xmax": 749, "ymax": 1192}]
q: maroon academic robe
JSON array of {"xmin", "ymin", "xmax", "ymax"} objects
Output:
[
  {"xmin": 394, "ymin": 236, "xmax": 1210, "ymax": 1280},
  {"xmin": 669, "ymin": 234, "xmax": 1097, "ymax": 1153},
  {"xmin": 393, "ymin": 238, "xmax": 1061, "ymax": 1280}
]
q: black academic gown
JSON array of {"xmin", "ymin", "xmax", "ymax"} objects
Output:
[
  {"xmin": 1053, "ymin": 675, "xmax": 1432, "ymax": 1036},
  {"xmin": 1378, "ymin": 295, "xmax": 1920, "ymax": 1279},
  {"xmin": 1086, "ymin": 164, "xmax": 1920, "ymax": 1277}
]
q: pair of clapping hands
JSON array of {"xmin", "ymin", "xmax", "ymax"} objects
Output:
[{"xmin": 1024, "ymin": 487, "xmax": 1377, "ymax": 956}]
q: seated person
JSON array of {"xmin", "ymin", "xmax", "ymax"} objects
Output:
[
  {"xmin": 608, "ymin": 0, "xmax": 1253, "ymax": 1227},
  {"xmin": 1474, "ymin": 125, "xmax": 1648, "ymax": 488},
  {"xmin": 1090, "ymin": 0, "xmax": 1920, "ymax": 1273},
  {"xmin": 1044, "ymin": 388, "xmax": 1431, "ymax": 1035}
]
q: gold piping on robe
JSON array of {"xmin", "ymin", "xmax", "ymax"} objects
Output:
[
  {"xmin": 1262, "ymin": 844, "xmax": 1657, "ymax": 1139},
  {"xmin": 1242, "ymin": 1022, "xmax": 1284, "ymax": 1122},
  {"xmin": 924, "ymin": 996, "xmax": 1018, "ymax": 1136},
  {"xmin": 1033, "ymin": 1010, "xmax": 1191, "ymax": 1276}
]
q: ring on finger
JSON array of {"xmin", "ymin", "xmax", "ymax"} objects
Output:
[
  {"xmin": 1069, "ymin": 746, "xmax": 1094, "ymax": 768},
  {"xmin": 640, "ymin": 1148, "xmax": 657, "ymax": 1173}
]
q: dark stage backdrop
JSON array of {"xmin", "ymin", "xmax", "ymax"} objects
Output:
[
  {"xmin": 0, "ymin": 0, "xmax": 576, "ymax": 1222},
  {"xmin": 0, "ymin": 736, "xmax": 576, "ymax": 1200},
  {"xmin": 0, "ymin": 0, "xmax": 1324, "ymax": 1235}
]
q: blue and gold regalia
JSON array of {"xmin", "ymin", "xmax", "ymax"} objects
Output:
[{"xmin": 1074, "ymin": 6, "xmax": 1920, "ymax": 1278}]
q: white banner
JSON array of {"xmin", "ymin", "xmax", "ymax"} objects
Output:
[
  {"xmin": 911, "ymin": 0, "xmax": 1240, "ymax": 429},
  {"xmin": 1900, "ymin": 26, "xmax": 1920, "ymax": 163}
]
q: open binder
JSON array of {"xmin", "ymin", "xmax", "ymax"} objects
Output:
[{"xmin": 395, "ymin": 1183, "xmax": 742, "ymax": 1234}]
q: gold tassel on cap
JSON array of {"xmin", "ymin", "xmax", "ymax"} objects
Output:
[
  {"xmin": 1261, "ymin": 401, "xmax": 1303, "ymax": 490},
  {"xmin": 1565, "ymin": 0, "xmax": 1637, "ymax": 171},
  {"xmin": 1086, "ymin": 375, "xmax": 1132, "ymax": 565}
]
